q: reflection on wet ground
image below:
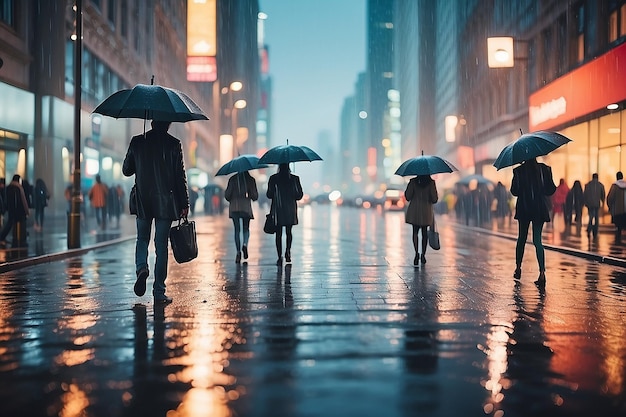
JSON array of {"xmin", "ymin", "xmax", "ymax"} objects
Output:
[{"xmin": 0, "ymin": 207, "xmax": 625, "ymax": 416}]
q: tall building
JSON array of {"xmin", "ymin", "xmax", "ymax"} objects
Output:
[{"xmin": 0, "ymin": 0, "xmax": 259, "ymax": 216}]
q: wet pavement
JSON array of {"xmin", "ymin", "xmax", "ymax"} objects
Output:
[{"xmin": 0, "ymin": 206, "xmax": 625, "ymax": 417}]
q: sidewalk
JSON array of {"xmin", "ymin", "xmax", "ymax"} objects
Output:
[
  {"xmin": 0, "ymin": 213, "xmax": 138, "ymax": 272},
  {"xmin": 2, "ymin": 211, "xmax": 626, "ymax": 272}
]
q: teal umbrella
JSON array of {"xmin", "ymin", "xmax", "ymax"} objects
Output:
[
  {"xmin": 215, "ymin": 155, "xmax": 268, "ymax": 176},
  {"xmin": 93, "ymin": 84, "xmax": 208, "ymax": 122},
  {"xmin": 394, "ymin": 154, "xmax": 458, "ymax": 176},
  {"xmin": 493, "ymin": 130, "xmax": 572, "ymax": 170},
  {"xmin": 259, "ymin": 144, "xmax": 323, "ymax": 164}
]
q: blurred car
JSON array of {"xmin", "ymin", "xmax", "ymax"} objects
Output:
[{"xmin": 384, "ymin": 189, "xmax": 405, "ymax": 211}]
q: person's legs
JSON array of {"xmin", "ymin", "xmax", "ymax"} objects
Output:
[
  {"xmin": 285, "ymin": 225, "xmax": 293, "ymax": 262},
  {"xmin": 412, "ymin": 225, "xmax": 419, "ymax": 265},
  {"xmin": 420, "ymin": 226, "xmax": 428, "ymax": 263},
  {"xmin": 532, "ymin": 221, "xmax": 546, "ymax": 284},
  {"xmin": 515, "ymin": 219, "xmax": 530, "ymax": 278},
  {"xmin": 134, "ymin": 217, "xmax": 151, "ymax": 296},
  {"xmin": 153, "ymin": 218, "xmax": 171, "ymax": 301},
  {"xmin": 232, "ymin": 216, "xmax": 242, "ymax": 251},
  {"xmin": 242, "ymin": 218, "xmax": 250, "ymax": 259},
  {"xmin": 275, "ymin": 226, "xmax": 283, "ymax": 263}
]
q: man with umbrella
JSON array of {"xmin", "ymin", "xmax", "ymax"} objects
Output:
[{"xmin": 123, "ymin": 120, "xmax": 190, "ymax": 304}]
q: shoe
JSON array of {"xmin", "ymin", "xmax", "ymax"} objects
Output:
[
  {"xmin": 420, "ymin": 254, "xmax": 427, "ymax": 264},
  {"xmin": 154, "ymin": 296, "xmax": 173, "ymax": 304},
  {"xmin": 276, "ymin": 257, "xmax": 283, "ymax": 265},
  {"xmin": 235, "ymin": 252, "xmax": 241, "ymax": 263},
  {"xmin": 414, "ymin": 254, "xmax": 419, "ymax": 266},
  {"xmin": 134, "ymin": 268, "xmax": 149, "ymax": 296},
  {"xmin": 285, "ymin": 251, "xmax": 291, "ymax": 263},
  {"xmin": 242, "ymin": 245, "xmax": 248, "ymax": 259},
  {"xmin": 534, "ymin": 272, "xmax": 546, "ymax": 286},
  {"xmin": 513, "ymin": 267, "xmax": 521, "ymax": 280}
]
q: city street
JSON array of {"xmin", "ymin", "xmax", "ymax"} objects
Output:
[{"xmin": 1, "ymin": 205, "xmax": 625, "ymax": 417}]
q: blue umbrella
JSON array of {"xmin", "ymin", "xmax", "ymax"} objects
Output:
[
  {"xmin": 215, "ymin": 154, "xmax": 268, "ymax": 176},
  {"xmin": 394, "ymin": 154, "xmax": 458, "ymax": 176},
  {"xmin": 493, "ymin": 130, "xmax": 572, "ymax": 170},
  {"xmin": 258, "ymin": 144, "xmax": 323, "ymax": 164},
  {"xmin": 93, "ymin": 83, "xmax": 209, "ymax": 122}
]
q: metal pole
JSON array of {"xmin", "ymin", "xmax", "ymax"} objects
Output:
[{"xmin": 68, "ymin": 0, "xmax": 82, "ymax": 249}]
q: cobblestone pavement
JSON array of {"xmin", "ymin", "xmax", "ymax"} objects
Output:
[{"xmin": 0, "ymin": 206, "xmax": 625, "ymax": 417}]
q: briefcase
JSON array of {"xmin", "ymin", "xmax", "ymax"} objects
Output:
[{"xmin": 169, "ymin": 217, "xmax": 198, "ymax": 263}]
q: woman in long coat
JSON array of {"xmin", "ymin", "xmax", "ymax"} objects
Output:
[
  {"xmin": 510, "ymin": 157, "xmax": 556, "ymax": 286},
  {"xmin": 404, "ymin": 175, "xmax": 438, "ymax": 265},
  {"xmin": 267, "ymin": 163, "xmax": 303, "ymax": 264},
  {"xmin": 225, "ymin": 171, "xmax": 259, "ymax": 263}
]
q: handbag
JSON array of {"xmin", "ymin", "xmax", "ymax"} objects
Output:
[
  {"xmin": 169, "ymin": 217, "xmax": 198, "ymax": 263},
  {"xmin": 263, "ymin": 212, "xmax": 276, "ymax": 234},
  {"xmin": 129, "ymin": 184, "xmax": 138, "ymax": 215},
  {"xmin": 428, "ymin": 220, "xmax": 441, "ymax": 250}
]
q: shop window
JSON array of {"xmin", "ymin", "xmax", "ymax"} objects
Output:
[
  {"xmin": 621, "ymin": 4, "xmax": 626, "ymax": 36},
  {"xmin": 610, "ymin": 10, "xmax": 618, "ymax": 42}
]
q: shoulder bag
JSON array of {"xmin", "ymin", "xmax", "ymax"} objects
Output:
[{"xmin": 428, "ymin": 219, "xmax": 441, "ymax": 250}]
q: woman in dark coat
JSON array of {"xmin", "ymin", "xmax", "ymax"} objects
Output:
[
  {"xmin": 267, "ymin": 163, "xmax": 303, "ymax": 264},
  {"xmin": 404, "ymin": 175, "xmax": 438, "ymax": 265},
  {"xmin": 510, "ymin": 158, "xmax": 556, "ymax": 286}
]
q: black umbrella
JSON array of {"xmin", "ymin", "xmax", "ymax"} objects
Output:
[
  {"xmin": 493, "ymin": 130, "xmax": 572, "ymax": 170},
  {"xmin": 93, "ymin": 83, "xmax": 209, "ymax": 122},
  {"xmin": 456, "ymin": 174, "xmax": 495, "ymax": 187}
]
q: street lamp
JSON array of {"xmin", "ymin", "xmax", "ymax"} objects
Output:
[
  {"xmin": 231, "ymin": 99, "xmax": 247, "ymax": 157},
  {"xmin": 487, "ymin": 36, "xmax": 528, "ymax": 68}
]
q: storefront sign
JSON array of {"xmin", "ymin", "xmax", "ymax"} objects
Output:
[{"xmin": 529, "ymin": 42, "xmax": 626, "ymax": 131}]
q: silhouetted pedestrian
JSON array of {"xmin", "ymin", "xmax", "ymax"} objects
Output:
[
  {"xmin": 583, "ymin": 173, "xmax": 605, "ymax": 238},
  {"xmin": 606, "ymin": 171, "xmax": 626, "ymax": 243},
  {"xmin": 89, "ymin": 174, "xmax": 108, "ymax": 230},
  {"xmin": 225, "ymin": 171, "xmax": 259, "ymax": 263},
  {"xmin": 33, "ymin": 178, "xmax": 50, "ymax": 232},
  {"xmin": 511, "ymin": 158, "xmax": 556, "ymax": 286},
  {"xmin": 267, "ymin": 163, "xmax": 303, "ymax": 264},
  {"xmin": 565, "ymin": 180, "xmax": 583, "ymax": 232},
  {"xmin": 404, "ymin": 175, "xmax": 438, "ymax": 265},
  {"xmin": 0, "ymin": 174, "xmax": 30, "ymax": 247}
]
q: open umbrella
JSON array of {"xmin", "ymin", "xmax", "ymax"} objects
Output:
[
  {"xmin": 493, "ymin": 130, "xmax": 572, "ymax": 170},
  {"xmin": 394, "ymin": 153, "xmax": 458, "ymax": 176},
  {"xmin": 456, "ymin": 174, "xmax": 495, "ymax": 187},
  {"xmin": 93, "ymin": 83, "xmax": 209, "ymax": 122},
  {"xmin": 258, "ymin": 144, "xmax": 323, "ymax": 164},
  {"xmin": 215, "ymin": 154, "xmax": 268, "ymax": 176}
]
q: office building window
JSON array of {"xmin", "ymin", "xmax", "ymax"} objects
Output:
[
  {"xmin": 576, "ymin": 4, "xmax": 585, "ymax": 62},
  {"xmin": 0, "ymin": 0, "xmax": 15, "ymax": 28}
]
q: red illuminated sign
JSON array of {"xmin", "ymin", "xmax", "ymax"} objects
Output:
[{"xmin": 529, "ymin": 42, "xmax": 626, "ymax": 131}]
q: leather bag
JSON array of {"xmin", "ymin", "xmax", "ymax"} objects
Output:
[
  {"xmin": 169, "ymin": 217, "xmax": 198, "ymax": 263},
  {"xmin": 428, "ymin": 220, "xmax": 441, "ymax": 250}
]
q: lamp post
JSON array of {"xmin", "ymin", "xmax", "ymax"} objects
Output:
[{"xmin": 68, "ymin": 0, "xmax": 82, "ymax": 249}]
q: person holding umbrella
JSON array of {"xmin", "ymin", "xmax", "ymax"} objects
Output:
[
  {"xmin": 510, "ymin": 157, "xmax": 556, "ymax": 286},
  {"xmin": 266, "ymin": 163, "xmax": 304, "ymax": 264},
  {"xmin": 404, "ymin": 175, "xmax": 438, "ymax": 265},
  {"xmin": 224, "ymin": 171, "xmax": 259, "ymax": 263},
  {"xmin": 123, "ymin": 120, "xmax": 190, "ymax": 304}
]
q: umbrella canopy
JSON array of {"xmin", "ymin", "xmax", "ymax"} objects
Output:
[
  {"xmin": 493, "ymin": 130, "xmax": 572, "ymax": 170},
  {"xmin": 93, "ymin": 84, "xmax": 209, "ymax": 122},
  {"xmin": 215, "ymin": 154, "xmax": 268, "ymax": 176},
  {"xmin": 394, "ymin": 154, "xmax": 458, "ymax": 176},
  {"xmin": 456, "ymin": 174, "xmax": 495, "ymax": 187},
  {"xmin": 258, "ymin": 144, "xmax": 323, "ymax": 164}
]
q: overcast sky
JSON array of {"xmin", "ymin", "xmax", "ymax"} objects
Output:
[{"xmin": 260, "ymin": 0, "xmax": 366, "ymax": 191}]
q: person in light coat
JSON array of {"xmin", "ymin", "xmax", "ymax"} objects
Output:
[
  {"xmin": 606, "ymin": 171, "xmax": 626, "ymax": 243},
  {"xmin": 225, "ymin": 171, "xmax": 259, "ymax": 263},
  {"xmin": 404, "ymin": 175, "xmax": 438, "ymax": 265}
]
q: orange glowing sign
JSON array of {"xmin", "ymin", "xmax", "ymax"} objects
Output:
[{"xmin": 187, "ymin": 0, "xmax": 216, "ymax": 57}]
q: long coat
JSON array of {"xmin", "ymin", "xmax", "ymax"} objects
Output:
[
  {"xmin": 511, "ymin": 160, "xmax": 556, "ymax": 222},
  {"xmin": 267, "ymin": 172, "xmax": 303, "ymax": 226},
  {"xmin": 122, "ymin": 128, "xmax": 189, "ymax": 220},
  {"xmin": 225, "ymin": 172, "xmax": 258, "ymax": 219},
  {"xmin": 5, "ymin": 180, "xmax": 30, "ymax": 221},
  {"xmin": 606, "ymin": 179, "xmax": 626, "ymax": 225},
  {"xmin": 404, "ymin": 176, "xmax": 438, "ymax": 226}
]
